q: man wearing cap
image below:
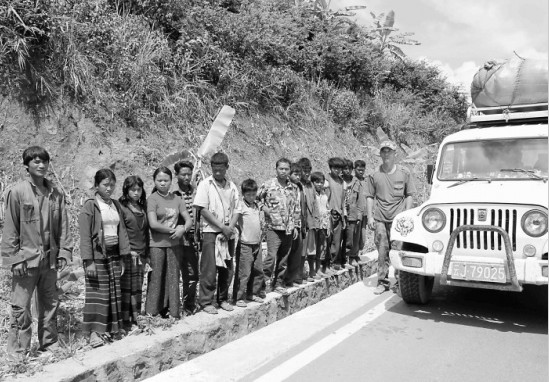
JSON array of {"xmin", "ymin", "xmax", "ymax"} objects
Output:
[{"xmin": 366, "ymin": 140, "xmax": 416, "ymax": 295}]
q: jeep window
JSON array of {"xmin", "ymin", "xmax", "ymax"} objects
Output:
[{"xmin": 438, "ymin": 138, "xmax": 548, "ymax": 180}]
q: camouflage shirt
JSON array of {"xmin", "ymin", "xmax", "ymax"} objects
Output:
[{"xmin": 257, "ymin": 178, "xmax": 301, "ymax": 234}]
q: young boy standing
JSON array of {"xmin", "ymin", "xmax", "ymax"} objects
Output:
[
  {"xmin": 344, "ymin": 160, "xmax": 367, "ymax": 267},
  {"xmin": 309, "ymin": 172, "xmax": 330, "ymax": 279},
  {"xmin": 287, "ymin": 163, "xmax": 308, "ymax": 285},
  {"xmin": 298, "ymin": 158, "xmax": 315, "ymax": 282},
  {"xmin": 324, "ymin": 157, "xmax": 346, "ymax": 274},
  {"xmin": 354, "ymin": 160, "xmax": 368, "ymax": 259},
  {"xmin": 233, "ymin": 179, "xmax": 264, "ymax": 307},
  {"xmin": 1, "ymin": 146, "xmax": 73, "ymax": 357},
  {"xmin": 193, "ymin": 152, "xmax": 241, "ymax": 314},
  {"xmin": 174, "ymin": 160, "xmax": 199, "ymax": 315}
]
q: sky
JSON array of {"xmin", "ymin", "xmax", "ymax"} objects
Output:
[{"xmin": 332, "ymin": 0, "xmax": 548, "ymax": 93}]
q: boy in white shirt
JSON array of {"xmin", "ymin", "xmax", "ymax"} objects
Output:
[{"xmin": 233, "ymin": 179, "xmax": 265, "ymax": 307}]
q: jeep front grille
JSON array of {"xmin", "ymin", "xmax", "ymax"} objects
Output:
[{"xmin": 449, "ymin": 208, "xmax": 517, "ymax": 251}]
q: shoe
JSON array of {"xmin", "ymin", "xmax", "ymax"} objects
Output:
[
  {"xmin": 37, "ymin": 342, "xmax": 61, "ymax": 359},
  {"xmin": 374, "ymin": 285, "xmax": 388, "ymax": 295},
  {"xmin": 184, "ymin": 305, "xmax": 198, "ymax": 316},
  {"xmin": 333, "ymin": 264, "xmax": 342, "ymax": 271},
  {"xmin": 219, "ymin": 301, "xmax": 234, "ymax": 311},
  {"xmin": 127, "ymin": 325, "xmax": 142, "ymax": 336},
  {"xmin": 273, "ymin": 286, "xmax": 289, "ymax": 296},
  {"xmin": 113, "ymin": 330, "xmax": 126, "ymax": 341},
  {"xmin": 350, "ymin": 259, "xmax": 359, "ymax": 267},
  {"xmin": 202, "ymin": 305, "xmax": 218, "ymax": 315},
  {"xmin": 344, "ymin": 264, "xmax": 355, "ymax": 270},
  {"xmin": 258, "ymin": 291, "xmax": 267, "ymax": 299},
  {"xmin": 307, "ymin": 277, "xmax": 315, "ymax": 282},
  {"xmin": 235, "ymin": 300, "xmax": 247, "ymax": 308},
  {"xmin": 391, "ymin": 282, "xmax": 400, "ymax": 294},
  {"xmin": 89, "ymin": 332, "xmax": 105, "ymax": 348},
  {"xmin": 250, "ymin": 295, "xmax": 264, "ymax": 303}
]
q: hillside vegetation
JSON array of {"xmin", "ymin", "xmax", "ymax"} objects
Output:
[{"xmin": 1, "ymin": 0, "xmax": 466, "ymax": 141}]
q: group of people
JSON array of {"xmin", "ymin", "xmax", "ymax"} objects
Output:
[{"xmin": 1, "ymin": 141, "xmax": 416, "ymax": 355}]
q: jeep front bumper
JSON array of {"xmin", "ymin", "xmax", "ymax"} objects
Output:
[{"xmin": 390, "ymin": 225, "xmax": 548, "ymax": 289}]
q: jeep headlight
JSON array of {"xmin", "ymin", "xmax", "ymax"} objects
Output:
[
  {"xmin": 422, "ymin": 208, "xmax": 446, "ymax": 233},
  {"xmin": 521, "ymin": 210, "xmax": 548, "ymax": 237}
]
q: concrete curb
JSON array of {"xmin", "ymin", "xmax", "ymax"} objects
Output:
[{"xmin": 10, "ymin": 255, "xmax": 377, "ymax": 382}]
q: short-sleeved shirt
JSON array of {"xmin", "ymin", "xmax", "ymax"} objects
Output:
[
  {"xmin": 147, "ymin": 192, "xmax": 186, "ymax": 247},
  {"xmin": 315, "ymin": 191, "xmax": 330, "ymax": 230},
  {"xmin": 193, "ymin": 176, "xmax": 241, "ymax": 233},
  {"xmin": 366, "ymin": 165, "xmax": 417, "ymax": 223},
  {"xmin": 346, "ymin": 177, "xmax": 365, "ymax": 221},
  {"xmin": 324, "ymin": 174, "xmax": 345, "ymax": 216},
  {"xmin": 302, "ymin": 182, "xmax": 318, "ymax": 229},
  {"xmin": 239, "ymin": 200, "xmax": 263, "ymax": 245}
]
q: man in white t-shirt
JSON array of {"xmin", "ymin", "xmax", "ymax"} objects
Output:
[{"xmin": 193, "ymin": 152, "xmax": 242, "ymax": 314}]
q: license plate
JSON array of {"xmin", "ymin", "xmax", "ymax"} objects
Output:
[{"xmin": 450, "ymin": 262, "xmax": 506, "ymax": 283}]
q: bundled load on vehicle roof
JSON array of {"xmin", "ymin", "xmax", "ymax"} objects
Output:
[{"xmin": 471, "ymin": 56, "xmax": 548, "ymax": 108}]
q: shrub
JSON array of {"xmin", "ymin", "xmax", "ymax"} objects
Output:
[
  {"xmin": 330, "ymin": 89, "xmax": 359, "ymax": 124},
  {"xmin": 0, "ymin": 0, "xmax": 467, "ymax": 138}
]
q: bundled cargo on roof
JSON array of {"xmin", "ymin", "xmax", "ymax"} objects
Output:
[{"xmin": 471, "ymin": 56, "xmax": 548, "ymax": 108}]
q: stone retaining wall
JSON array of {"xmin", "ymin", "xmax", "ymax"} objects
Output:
[{"xmin": 11, "ymin": 258, "xmax": 376, "ymax": 382}]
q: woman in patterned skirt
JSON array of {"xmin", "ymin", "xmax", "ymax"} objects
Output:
[
  {"xmin": 118, "ymin": 175, "xmax": 149, "ymax": 331},
  {"xmin": 79, "ymin": 169, "xmax": 131, "ymax": 347}
]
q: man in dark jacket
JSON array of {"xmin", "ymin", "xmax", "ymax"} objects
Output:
[{"xmin": 1, "ymin": 146, "xmax": 73, "ymax": 357}]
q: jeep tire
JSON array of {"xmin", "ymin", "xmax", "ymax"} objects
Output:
[{"xmin": 399, "ymin": 271, "xmax": 434, "ymax": 304}]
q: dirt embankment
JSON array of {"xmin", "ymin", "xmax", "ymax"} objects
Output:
[{"xmin": 0, "ymin": 96, "xmax": 381, "ymax": 201}]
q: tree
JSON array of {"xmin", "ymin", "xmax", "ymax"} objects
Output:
[
  {"xmin": 369, "ymin": 10, "xmax": 419, "ymax": 61},
  {"xmin": 295, "ymin": 0, "xmax": 366, "ymax": 21}
]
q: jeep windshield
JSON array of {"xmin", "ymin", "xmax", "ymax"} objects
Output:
[{"xmin": 438, "ymin": 138, "xmax": 548, "ymax": 181}]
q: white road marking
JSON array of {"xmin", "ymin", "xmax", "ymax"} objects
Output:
[{"xmin": 255, "ymin": 294, "xmax": 398, "ymax": 382}]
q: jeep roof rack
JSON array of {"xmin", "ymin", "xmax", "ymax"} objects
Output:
[{"xmin": 467, "ymin": 103, "xmax": 548, "ymax": 126}]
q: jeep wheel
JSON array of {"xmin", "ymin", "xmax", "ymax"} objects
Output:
[{"xmin": 399, "ymin": 271, "xmax": 434, "ymax": 304}]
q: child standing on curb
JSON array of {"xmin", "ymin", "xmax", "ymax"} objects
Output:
[
  {"xmin": 287, "ymin": 163, "xmax": 308, "ymax": 285},
  {"xmin": 233, "ymin": 179, "xmax": 265, "ymax": 307},
  {"xmin": 309, "ymin": 172, "xmax": 330, "ymax": 279},
  {"xmin": 118, "ymin": 175, "xmax": 149, "ymax": 332},
  {"xmin": 324, "ymin": 157, "xmax": 346, "ymax": 274}
]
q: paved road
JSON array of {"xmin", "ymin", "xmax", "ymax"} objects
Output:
[{"xmin": 148, "ymin": 275, "xmax": 548, "ymax": 382}]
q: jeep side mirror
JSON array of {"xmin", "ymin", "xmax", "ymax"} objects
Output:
[{"xmin": 426, "ymin": 164, "xmax": 434, "ymax": 184}]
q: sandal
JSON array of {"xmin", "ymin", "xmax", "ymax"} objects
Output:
[
  {"xmin": 89, "ymin": 332, "xmax": 104, "ymax": 348},
  {"xmin": 251, "ymin": 295, "xmax": 264, "ymax": 303}
]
